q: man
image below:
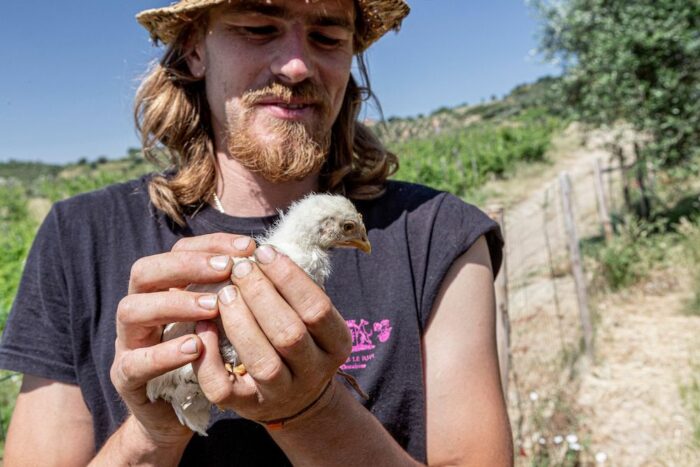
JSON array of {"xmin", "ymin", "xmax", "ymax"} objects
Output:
[{"xmin": 1, "ymin": 0, "xmax": 513, "ymax": 465}]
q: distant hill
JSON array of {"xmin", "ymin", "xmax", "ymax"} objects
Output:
[
  {"xmin": 0, "ymin": 75, "xmax": 564, "ymax": 198},
  {"xmin": 368, "ymin": 76, "xmax": 562, "ymax": 145},
  {"xmin": 0, "ymin": 161, "xmax": 63, "ymax": 185}
]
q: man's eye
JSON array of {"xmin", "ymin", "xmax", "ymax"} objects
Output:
[
  {"xmin": 310, "ymin": 32, "xmax": 342, "ymax": 47},
  {"xmin": 241, "ymin": 26, "xmax": 277, "ymax": 37}
]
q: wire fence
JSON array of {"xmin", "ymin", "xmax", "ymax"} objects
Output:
[{"xmin": 495, "ymin": 154, "xmax": 628, "ymax": 463}]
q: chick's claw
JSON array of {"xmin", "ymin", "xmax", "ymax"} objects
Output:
[{"xmin": 224, "ymin": 362, "xmax": 247, "ymax": 377}]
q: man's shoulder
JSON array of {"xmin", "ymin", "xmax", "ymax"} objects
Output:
[
  {"xmin": 359, "ymin": 180, "xmax": 484, "ymax": 225},
  {"xmin": 358, "ymin": 180, "xmax": 445, "ymax": 214},
  {"xmin": 52, "ymin": 174, "xmax": 154, "ymax": 219}
]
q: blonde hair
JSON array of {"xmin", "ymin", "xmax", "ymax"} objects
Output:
[{"xmin": 135, "ymin": 23, "xmax": 398, "ymax": 226}]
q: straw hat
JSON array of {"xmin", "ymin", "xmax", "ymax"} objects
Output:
[{"xmin": 136, "ymin": 0, "xmax": 410, "ymax": 52}]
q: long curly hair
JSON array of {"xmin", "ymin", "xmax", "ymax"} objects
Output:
[{"xmin": 134, "ymin": 21, "xmax": 398, "ymax": 226}]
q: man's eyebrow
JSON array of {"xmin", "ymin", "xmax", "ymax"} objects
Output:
[
  {"xmin": 222, "ymin": 2, "xmax": 354, "ymax": 32},
  {"xmin": 311, "ymin": 13, "xmax": 354, "ymax": 31}
]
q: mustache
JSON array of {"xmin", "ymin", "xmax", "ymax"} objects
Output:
[{"xmin": 241, "ymin": 81, "xmax": 330, "ymax": 109}]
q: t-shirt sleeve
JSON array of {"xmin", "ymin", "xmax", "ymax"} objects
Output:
[
  {"xmin": 0, "ymin": 206, "xmax": 77, "ymax": 383},
  {"xmin": 417, "ymin": 193, "xmax": 504, "ymax": 331}
]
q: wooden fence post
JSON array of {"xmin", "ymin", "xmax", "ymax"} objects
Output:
[
  {"xmin": 559, "ymin": 172, "xmax": 594, "ymax": 360},
  {"xmin": 593, "ymin": 159, "xmax": 614, "ymax": 242},
  {"xmin": 488, "ymin": 206, "xmax": 510, "ymax": 397}
]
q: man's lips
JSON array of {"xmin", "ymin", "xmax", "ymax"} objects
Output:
[{"xmin": 255, "ymin": 100, "xmax": 318, "ymax": 119}]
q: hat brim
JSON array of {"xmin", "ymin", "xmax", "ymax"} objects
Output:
[{"xmin": 136, "ymin": 0, "xmax": 409, "ymax": 52}]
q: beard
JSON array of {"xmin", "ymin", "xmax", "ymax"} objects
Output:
[{"xmin": 226, "ymin": 81, "xmax": 333, "ymax": 183}]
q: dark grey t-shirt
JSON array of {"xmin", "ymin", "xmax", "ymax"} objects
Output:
[{"xmin": 0, "ymin": 176, "xmax": 502, "ymax": 465}]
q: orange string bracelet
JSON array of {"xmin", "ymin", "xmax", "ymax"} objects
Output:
[{"xmin": 257, "ymin": 380, "xmax": 336, "ymax": 431}]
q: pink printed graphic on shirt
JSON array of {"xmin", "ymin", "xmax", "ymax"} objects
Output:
[{"xmin": 342, "ymin": 318, "xmax": 393, "ymax": 370}]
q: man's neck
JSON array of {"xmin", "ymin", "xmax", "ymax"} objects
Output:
[{"xmin": 214, "ymin": 154, "xmax": 320, "ymax": 217}]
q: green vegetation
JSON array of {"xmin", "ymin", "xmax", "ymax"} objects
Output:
[
  {"xmin": 534, "ymin": 0, "xmax": 700, "ymax": 168},
  {"xmin": 0, "ymin": 154, "xmax": 156, "ymax": 329},
  {"xmin": 373, "ymin": 77, "xmax": 566, "ymax": 200},
  {"xmin": 679, "ymin": 218, "xmax": 700, "ymax": 316},
  {"xmin": 390, "ymin": 109, "xmax": 562, "ymax": 199},
  {"xmin": 681, "ymin": 362, "xmax": 700, "ymax": 448},
  {"xmin": 585, "ymin": 216, "xmax": 670, "ymax": 291}
]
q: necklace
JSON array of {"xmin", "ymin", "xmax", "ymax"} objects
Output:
[{"xmin": 212, "ymin": 193, "xmax": 225, "ymax": 214}]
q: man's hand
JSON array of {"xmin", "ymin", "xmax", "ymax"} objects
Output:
[
  {"xmin": 193, "ymin": 244, "xmax": 352, "ymax": 424},
  {"xmin": 108, "ymin": 233, "xmax": 256, "ymax": 448}
]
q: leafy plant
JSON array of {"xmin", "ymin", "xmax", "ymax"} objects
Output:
[
  {"xmin": 589, "ymin": 216, "xmax": 669, "ymax": 290},
  {"xmin": 390, "ymin": 109, "xmax": 563, "ymax": 198},
  {"xmin": 533, "ymin": 0, "xmax": 700, "ymax": 168}
]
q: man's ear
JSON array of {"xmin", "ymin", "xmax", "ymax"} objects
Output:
[{"xmin": 185, "ymin": 35, "xmax": 207, "ymax": 79}]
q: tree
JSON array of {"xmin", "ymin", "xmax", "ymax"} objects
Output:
[{"xmin": 533, "ymin": 0, "xmax": 700, "ymax": 167}]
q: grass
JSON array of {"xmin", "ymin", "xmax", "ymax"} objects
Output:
[
  {"xmin": 681, "ymin": 362, "xmax": 700, "ymax": 448},
  {"xmin": 678, "ymin": 218, "xmax": 700, "ymax": 316},
  {"xmin": 0, "ymin": 371, "xmax": 21, "ymax": 458}
]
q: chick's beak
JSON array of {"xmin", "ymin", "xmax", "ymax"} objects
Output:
[
  {"xmin": 338, "ymin": 226, "xmax": 372, "ymax": 254},
  {"xmin": 348, "ymin": 234, "xmax": 372, "ymax": 254}
]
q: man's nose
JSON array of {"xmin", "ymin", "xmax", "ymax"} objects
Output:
[{"xmin": 271, "ymin": 27, "xmax": 314, "ymax": 84}]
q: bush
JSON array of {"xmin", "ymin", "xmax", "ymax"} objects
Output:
[
  {"xmin": 590, "ymin": 216, "xmax": 668, "ymax": 290},
  {"xmin": 391, "ymin": 109, "xmax": 563, "ymax": 198},
  {"xmin": 677, "ymin": 217, "xmax": 700, "ymax": 315}
]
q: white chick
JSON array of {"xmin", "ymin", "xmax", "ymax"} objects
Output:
[{"xmin": 146, "ymin": 194, "xmax": 370, "ymax": 435}]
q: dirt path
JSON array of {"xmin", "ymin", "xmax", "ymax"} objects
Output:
[
  {"xmin": 489, "ymin": 126, "xmax": 700, "ymax": 465},
  {"xmin": 578, "ymin": 276, "xmax": 700, "ymax": 465}
]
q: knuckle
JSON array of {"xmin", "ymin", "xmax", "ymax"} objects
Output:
[
  {"xmin": 273, "ymin": 322, "xmax": 307, "ymax": 352},
  {"xmin": 119, "ymin": 354, "xmax": 137, "ymax": 382},
  {"xmin": 239, "ymin": 270, "xmax": 266, "ymax": 293},
  {"xmin": 109, "ymin": 361, "xmax": 122, "ymax": 389},
  {"xmin": 249, "ymin": 357, "xmax": 283, "ymax": 383},
  {"xmin": 274, "ymin": 260, "xmax": 298, "ymax": 284},
  {"xmin": 129, "ymin": 258, "xmax": 148, "ymax": 284},
  {"xmin": 301, "ymin": 295, "xmax": 333, "ymax": 326},
  {"xmin": 336, "ymin": 327, "xmax": 353, "ymax": 361},
  {"xmin": 112, "ymin": 355, "xmax": 134, "ymax": 390},
  {"xmin": 174, "ymin": 251, "xmax": 195, "ymax": 269},
  {"xmin": 116, "ymin": 296, "xmax": 137, "ymax": 325},
  {"xmin": 204, "ymin": 382, "xmax": 232, "ymax": 406},
  {"xmin": 171, "ymin": 237, "xmax": 189, "ymax": 251},
  {"xmin": 210, "ymin": 232, "xmax": 233, "ymax": 247}
]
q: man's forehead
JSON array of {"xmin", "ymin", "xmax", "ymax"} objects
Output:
[{"xmin": 216, "ymin": 0, "xmax": 355, "ymax": 30}]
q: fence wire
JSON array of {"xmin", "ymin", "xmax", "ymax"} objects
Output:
[{"xmin": 503, "ymin": 159, "xmax": 625, "ymax": 462}]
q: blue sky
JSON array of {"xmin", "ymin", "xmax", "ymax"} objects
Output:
[{"xmin": 0, "ymin": 1, "xmax": 559, "ymax": 164}]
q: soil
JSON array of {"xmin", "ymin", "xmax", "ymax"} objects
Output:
[
  {"xmin": 485, "ymin": 125, "xmax": 700, "ymax": 466},
  {"xmin": 577, "ymin": 273, "xmax": 700, "ymax": 466}
]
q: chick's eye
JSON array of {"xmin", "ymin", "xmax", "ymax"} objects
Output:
[{"xmin": 343, "ymin": 221, "xmax": 355, "ymax": 233}]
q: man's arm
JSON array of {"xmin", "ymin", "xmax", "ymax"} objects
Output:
[
  {"xmin": 5, "ymin": 376, "xmax": 95, "ymax": 466},
  {"xmin": 245, "ymin": 235, "xmax": 513, "ymax": 466},
  {"xmin": 424, "ymin": 235, "xmax": 514, "ymax": 466}
]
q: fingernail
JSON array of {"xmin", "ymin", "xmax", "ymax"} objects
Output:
[
  {"xmin": 180, "ymin": 338, "xmax": 198, "ymax": 354},
  {"xmin": 255, "ymin": 245, "xmax": 276, "ymax": 264},
  {"xmin": 218, "ymin": 285, "xmax": 237, "ymax": 305},
  {"xmin": 233, "ymin": 237, "xmax": 252, "ymax": 251},
  {"xmin": 197, "ymin": 294, "xmax": 218, "ymax": 310},
  {"xmin": 209, "ymin": 255, "xmax": 230, "ymax": 271},
  {"xmin": 233, "ymin": 260, "xmax": 252, "ymax": 278}
]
